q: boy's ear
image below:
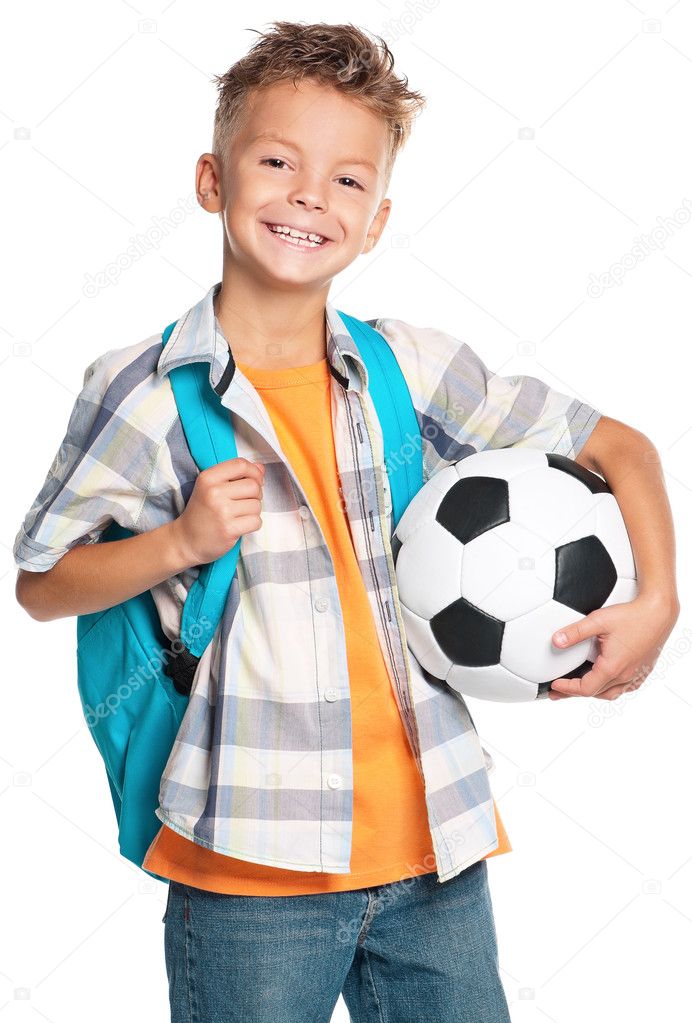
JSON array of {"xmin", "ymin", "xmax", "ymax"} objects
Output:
[
  {"xmin": 196, "ymin": 153, "xmax": 224, "ymax": 213},
  {"xmin": 363, "ymin": 199, "xmax": 392, "ymax": 254}
]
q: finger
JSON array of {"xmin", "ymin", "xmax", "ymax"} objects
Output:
[
  {"xmin": 547, "ymin": 689, "xmax": 574, "ymax": 700},
  {"xmin": 231, "ymin": 497, "xmax": 263, "ymax": 518},
  {"xmin": 552, "ymin": 612, "xmax": 604, "ymax": 651},
  {"xmin": 593, "ymin": 684, "xmax": 627, "ymax": 701},
  {"xmin": 226, "ymin": 477, "xmax": 264, "ymax": 500},
  {"xmin": 550, "ymin": 657, "xmax": 613, "ymax": 697},
  {"xmin": 207, "ymin": 457, "xmax": 263, "ymax": 483},
  {"xmin": 232, "ymin": 512, "xmax": 264, "ymax": 536},
  {"xmin": 594, "ymin": 679, "xmax": 642, "ymax": 701}
]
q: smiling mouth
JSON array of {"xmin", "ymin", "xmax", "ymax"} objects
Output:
[{"xmin": 263, "ymin": 222, "xmax": 331, "ymax": 249}]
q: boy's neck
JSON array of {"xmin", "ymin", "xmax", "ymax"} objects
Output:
[{"xmin": 213, "ymin": 270, "xmax": 331, "ymax": 371}]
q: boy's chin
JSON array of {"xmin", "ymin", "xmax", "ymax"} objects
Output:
[{"xmin": 255, "ymin": 259, "xmax": 332, "ymax": 288}]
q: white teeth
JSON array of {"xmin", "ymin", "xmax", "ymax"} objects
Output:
[{"xmin": 268, "ymin": 223, "xmax": 326, "ymax": 245}]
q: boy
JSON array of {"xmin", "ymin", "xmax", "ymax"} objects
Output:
[{"xmin": 13, "ymin": 20, "xmax": 679, "ymax": 1023}]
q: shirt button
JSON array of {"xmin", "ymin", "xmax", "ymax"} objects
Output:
[
  {"xmin": 324, "ymin": 687, "xmax": 338, "ymax": 702},
  {"xmin": 326, "ymin": 773, "xmax": 342, "ymax": 789},
  {"xmin": 299, "ymin": 505, "xmax": 310, "ymax": 519},
  {"xmin": 314, "ymin": 597, "xmax": 329, "ymax": 612}
]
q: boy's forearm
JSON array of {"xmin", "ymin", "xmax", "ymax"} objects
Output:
[
  {"xmin": 585, "ymin": 426, "xmax": 679, "ymax": 611},
  {"xmin": 16, "ymin": 519, "xmax": 195, "ymax": 622}
]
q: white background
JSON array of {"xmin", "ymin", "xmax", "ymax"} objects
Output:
[{"xmin": 2, "ymin": 1, "xmax": 691, "ymax": 1020}]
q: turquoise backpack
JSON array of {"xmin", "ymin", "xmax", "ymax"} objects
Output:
[{"xmin": 76, "ymin": 313, "xmax": 423, "ymax": 880}]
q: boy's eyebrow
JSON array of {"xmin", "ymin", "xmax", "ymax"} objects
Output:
[{"xmin": 249, "ymin": 129, "xmax": 379, "ymax": 175}]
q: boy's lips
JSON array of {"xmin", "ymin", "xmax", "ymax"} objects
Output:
[{"xmin": 262, "ymin": 221, "xmax": 333, "ymax": 252}]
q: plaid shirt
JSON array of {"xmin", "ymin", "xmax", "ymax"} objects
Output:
[{"xmin": 13, "ymin": 281, "xmax": 601, "ymax": 882}]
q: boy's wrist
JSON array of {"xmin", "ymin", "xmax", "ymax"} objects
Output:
[
  {"xmin": 636, "ymin": 586, "xmax": 680, "ymax": 620},
  {"xmin": 160, "ymin": 518, "xmax": 196, "ymax": 575}
]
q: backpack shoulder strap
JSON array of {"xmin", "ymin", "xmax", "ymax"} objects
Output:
[
  {"xmin": 335, "ymin": 312, "xmax": 423, "ymax": 531},
  {"xmin": 160, "ymin": 320, "xmax": 241, "ymax": 693}
]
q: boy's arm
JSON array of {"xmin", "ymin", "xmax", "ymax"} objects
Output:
[
  {"xmin": 573, "ymin": 414, "xmax": 679, "ymax": 609},
  {"xmin": 13, "ymin": 343, "xmax": 265, "ymax": 624},
  {"xmin": 16, "ymin": 456, "xmax": 265, "ymax": 622},
  {"xmin": 550, "ymin": 415, "xmax": 680, "ymax": 700},
  {"xmin": 12, "ymin": 346, "xmax": 179, "ymax": 618},
  {"xmin": 15, "ymin": 518, "xmax": 193, "ymax": 622}
]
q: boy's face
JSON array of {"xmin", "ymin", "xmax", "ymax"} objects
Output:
[{"xmin": 197, "ymin": 79, "xmax": 392, "ymax": 290}]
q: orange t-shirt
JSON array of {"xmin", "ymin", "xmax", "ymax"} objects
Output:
[{"xmin": 142, "ymin": 356, "xmax": 511, "ymax": 894}]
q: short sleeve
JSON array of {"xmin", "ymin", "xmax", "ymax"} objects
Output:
[
  {"xmin": 13, "ymin": 351, "xmax": 159, "ymax": 573},
  {"xmin": 446, "ymin": 340, "xmax": 602, "ymax": 458},
  {"xmin": 374, "ymin": 318, "xmax": 602, "ymax": 467}
]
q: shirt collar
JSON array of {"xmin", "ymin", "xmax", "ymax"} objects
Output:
[{"xmin": 156, "ymin": 281, "xmax": 369, "ymax": 396}]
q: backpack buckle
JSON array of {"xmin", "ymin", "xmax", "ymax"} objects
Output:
[{"xmin": 163, "ymin": 646, "xmax": 200, "ymax": 696}]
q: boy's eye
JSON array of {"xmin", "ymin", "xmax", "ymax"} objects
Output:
[{"xmin": 260, "ymin": 159, "xmax": 363, "ymax": 191}]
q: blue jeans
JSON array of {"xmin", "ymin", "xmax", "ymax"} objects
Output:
[{"xmin": 162, "ymin": 857, "xmax": 512, "ymax": 1022}]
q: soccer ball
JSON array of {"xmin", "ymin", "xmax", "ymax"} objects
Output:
[{"xmin": 393, "ymin": 448, "xmax": 637, "ymax": 702}]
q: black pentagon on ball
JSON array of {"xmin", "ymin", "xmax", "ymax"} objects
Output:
[
  {"xmin": 554, "ymin": 535, "xmax": 617, "ymax": 614},
  {"xmin": 546, "ymin": 452, "xmax": 611, "ymax": 494},
  {"xmin": 431, "ymin": 597, "xmax": 504, "ymax": 667},
  {"xmin": 391, "ymin": 532, "xmax": 402, "ymax": 567},
  {"xmin": 436, "ymin": 476, "xmax": 510, "ymax": 544}
]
